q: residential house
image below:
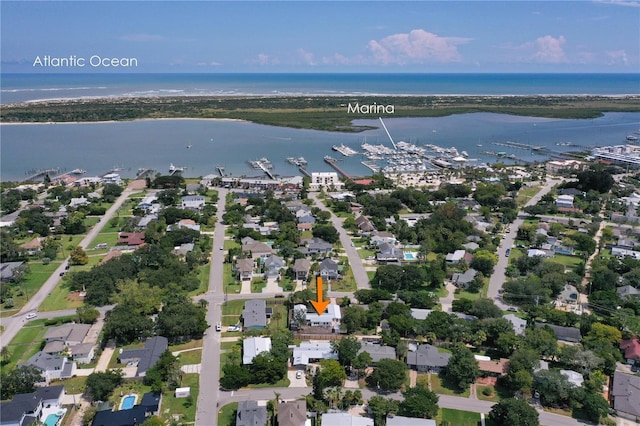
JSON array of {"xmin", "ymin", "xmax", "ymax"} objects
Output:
[
  {"xmin": 398, "ymin": 213, "xmax": 430, "ymax": 228},
  {"xmin": 136, "ymin": 214, "xmax": 158, "ymax": 230},
  {"xmin": 354, "ymin": 215, "xmax": 375, "ymax": 234},
  {"xmin": 620, "ymin": 339, "xmax": 640, "ymax": 365},
  {"xmin": 181, "ymin": 195, "xmax": 205, "ymax": 210},
  {"xmin": 236, "ymin": 401, "xmax": 268, "ymax": 426},
  {"xmin": 118, "ymin": 336, "xmax": 168, "ymax": 377},
  {"xmin": 451, "ymin": 268, "xmax": 477, "ymax": 289},
  {"xmin": 322, "ymin": 413, "xmax": 372, "ymax": 426},
  {"xmin": 556, "ymin": 195, "xmax": 575, "ymax": 209},
  {"xmin": 0, "ymin": 385, "xmax": 65, "ymax": 426},
  {"xmin": 23, "ymin": 352, "xmax": 75, "ymax": 384},
  {"xmin": 173, "ymin": 243, "xmax": 194, "ymax": 257},
  {"xmin": 278, "ymin": 400, "xmax": 309, "ymax": 426},
  {"xmin": 503, "ymin": 314, "xmax": 527, "ymax": 336},
  {"xmin": 527, "ymin": 249, "xmax": 549, "ymax": 258},
  {"xmin": 185, "ymin": 183, "xmax": 202, "ymax": 194},
  {"xmin": 242, "ymin": 337, "xmax": 272, "ymax": 365},
  {"xmin": 376, "ymin": 243, "xmax": 404, "ymax": 264},
  {"xmin": 611, "ymin": 247, "xmax": 640, "ymax": 260},
  {"xmin": 370, "ymin": 231, "xmax": 396, "ymax": 246},
  {"xmin": 558, "ymin": 188, "xmax": 583, "ymax": 196},
  {"xmin": 0, "ymin": 262, "xmax": 25, "ymax": 283},
  {"xmin": 297, "ymin": 222, "xmax": 314, "ymax": 232},
  {"xmin": 92, "ymin": 392, "xmax": 160, "ymax": 426},
  {"xmin": 236, "ymin": 258, "xmax": 254, "ymax": 281},
  {"xmin": 560, "ymin": 370, "xmax": 584, "ymax": 387},
  {"xmin": 535, "ymin": 323, "xmax": 582, "ymax": 343},
  {"xmin": 69, "ymin": 197, "xmax": 90, "ymax": 208},
  {"xmin": 406, "ymin": 344, "xmax": 451, "ymax": 372},
  {"xmin": 241, "ymin": 237, "xmax": 273, "ymax": 259},
  {"xmin": 293, "ymin": 258, "xmax": 311, "ymax": 281},
  {"xmin": 297, "ymin": 215, "xmax": 316, "ymax": 225},
  {"xmin": 292, "ymin": 341, "xmax": 337, "ymax": 366},
  {"xmin": 70, "ymin": 343, "xmax": 95, "ymax": 364},
  {"xmin": 319, "ymin": 258, "xmax": 340, "ymax": 281},
  {"xmin": 117, "ymin": 232, "xmax": 145, "ymax": 247},
  {"xmin": 263, "ymin": 255, "xmax": 285, "ymax": 278},
  {"xmin": 242, "ymin": 300, "xmax": 270, "ymax": 330},
  {"xmin": 172, "ymin": 218, "xmax": 201, "ymax": 232},
  {"xmin": 137, "ymin": 195, "xmax": 159, "ymax": 213},
  {"xmin": 618, "ymin": 285, "xmax": 640, "ymax": 299},
  {"xmin": 18, "ymin": 238, "xmax": 43, "ymax": 255},
  {"xmin": 612, "ymin": 371, "xmax": 640, "ymax": 421},
  {"xmin": 557, "ymin": 284, "xmax": 579, "ymax": 304},
  {"xmin": 386, "ymin": 417, "xmax": 436, "ymax": 426},
  {"xmin": 102, "ymin": 173, "xmax": 123, "ymax": 186},
  {"xmin": 358, "ymin": 343, "xmax": 396, "ymax": 363},
  {"xmin": 301, "ymin": 238, "xmax": 333, "ymax": 255},
  {"xmin": 546, "ymin": 160, "xmax": 585, "ymax": 175},
  {"xmin": 445, "ymin": 250, "xmax": 466, "ymax": 264},
  {"xmin": 476, "ymin": 356, "xmax": 509, "ymax": 377},
  {"xmin": 43, "ymin": 323, "xmax": 93, "ymax": 363},
  {"xmin": 463, "ymin": 242, "xmax": 480, "ymax": 251},
  {"xmin": 293, "ymin": 304, "xmax": 341, "ymax": 330}
]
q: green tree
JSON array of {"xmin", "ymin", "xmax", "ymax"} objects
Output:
[
  {"xmin": 352, "ymin": 351, "xmax": 373, "ymax": 378},
  {"xmin": 445, "ymin": 344, "xmax": 479, "ymax": 391},
  {"xmin": 331, "ymin": 337, "xmax": 361, "ymax": 368},
  {"xmin": 220, "ymin": 364, "xmax": 253, "ymax": 390},
  {"xmin": 577, "ymin": 392, "xmax": 610, "ymax": 423},
  {"xmin": 366, "ymin": 359, "xmax": 407, "ymax": 392},
  {"xmin": 398, "ymin": 384, "xmax": 439, "ymax": 419},
  {"xmin": 317, "ymin": 359, "xmax": 347, "ymax": 388},
  {"xmin": 141, "ymin": 417, "xmax": 165, "ymax": 426},
  {"xmin": 250, "ymin": 352, "xmax": 286, "ymax": 384},
  {"xmin": 69, "ymin": 246, "xmax": 89, "ymax": 265},
  {"xmin": 76, "ymin": 305, "xmax": 100, "ymax": 323},
  {"xmin": 488, "ymin": 398, "xmax": 539, "ymax": 426},
  {"xmin": 367, "ymin": 396, "xmax": 399, "ymax": 426},
  {"xmin": 86, "ymin": 370, "xmax": 123, "ymax": 401},
  {"xmin": 0, "ymin": 365, "xmax": 42, "ymax": 400}
]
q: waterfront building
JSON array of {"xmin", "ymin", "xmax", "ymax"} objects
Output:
[{"xmin": 309, "ymin": 172, "xmax": 344, "ymax": 191}]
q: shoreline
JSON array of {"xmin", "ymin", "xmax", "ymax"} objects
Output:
[{"xmin": 0, "ymin": 117, "xmax": 247, "ymax": 126}]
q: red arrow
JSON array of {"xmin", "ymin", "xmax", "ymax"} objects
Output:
[{"xmin": 310, "ymin": 276, "xmax": 330, "ymax": 315}]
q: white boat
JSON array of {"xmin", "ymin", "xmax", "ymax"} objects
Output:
[{"xmin": 332, "ymin": 144, "xmax": 358, "ymax": 156}]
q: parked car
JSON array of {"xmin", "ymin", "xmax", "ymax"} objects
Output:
[
  {"xmin": 215, "ymin": 322, "xmax": 222, "ymax": 332},
  {"xmin": 505, "ymin": 248, "xmax": 511, "ymax": 257},
  {"xmin": 25, "ymin": 312, "xmax": 37, "ymax": 320},
  {"xmin": 296, "ymin": 370, "xmax": 303, "ymax": 379}
]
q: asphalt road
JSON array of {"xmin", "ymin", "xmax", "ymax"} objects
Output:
[
  {"xmin": 308, "ymin": 192, "xmax": 370, "ymax": 290},
  {"xmin": 196, "ymin": 187, "xmax": 228, "ymax": 426},
  {"xmin": 0, "ymin": 185, "xmax": 138, "ymax": 349},
  {"xmin": 487, "ymin": 178, "xmax": 562, "ymax": 309}
]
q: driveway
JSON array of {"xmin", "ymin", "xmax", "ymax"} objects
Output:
[{"xmin": 287, "ymin": 369, "xmax": 308, "ymax": 388}]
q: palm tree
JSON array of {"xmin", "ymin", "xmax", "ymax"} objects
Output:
[
  {"xmin": 1, "ymin": 346, "xmax": 11, "ymax": 364},
  {"xmin": 271, "ymin": 310, "xmax": 282, "ymax": 329},
  {"xmin": 198, "ymin": 298, "xmax": 208, "ymax": 309}
]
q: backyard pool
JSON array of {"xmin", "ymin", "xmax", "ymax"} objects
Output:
[
  {"xmin": 404, "ymin": 252, "xmax": 417, "ymax": 260},
  {"xmin": 120, "ymin": 394, "xmax": 137, "ymax": 410},
  {"xmin": 44, "ymin": 413, "xmax": 62, "ymax": 426}
]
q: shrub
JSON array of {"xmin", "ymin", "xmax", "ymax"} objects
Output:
[{"xmin": 482, "ymin": 386, "xmax": 494, "ymax": 396}]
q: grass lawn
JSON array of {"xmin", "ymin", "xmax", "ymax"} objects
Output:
[
  {"xmin": 437, "ymin": 408, "xmax": 481, "ymax": 426},
  {"xmin": 549, "ymin": 254, "xmax": 584, "ymax": 269},
  {"xmin": 39, "ymin": 279, "xmax": 83, "ymax": 312},
  {"xmin": 109, "ymin": 380, "xmax": 153, "ymax": 407},
  {"xmin": 431, "ymin": 373, "xmax": 470, "ymax": 397},
  {"xmin": 177, "ymin": 349, "xmax": 202, "ymax": 365},
  {"xmin": 251, "ymin": 279, "xmax": 266, "ymax": 293},
  {"xmin": 358, "ymin": 249, "xmax": 376, "ymax": 260},
  {"xmin": 109, "ymin": 342, "xmax": 145, "ymax": 369},
  {"xmin": 170, "ymin": 339, "xmax": 203, "ymax": 352},
  {"xmin": 331, "ymin": 264, "xmax": 357, "ymax": 292},
  {"xmin": 218, "ymin": 402, "xmax": 238, "ymax": 426},
  {"xmin": 300, "ymin": 231, "xmax": 313, "ymax": 240},
  {"xmin": 516, "ymin": 185, "xmax": 542, "ymax": 207},
  {"xmin": 267, "ymin": 304, "xmax": 288, "ymax": 331},
  {"xmin": 83, "ymin": 216, "xmax": 101, "ymax": 228},
  {"xmin": 366, "ymin": 271, "xmax": 376, "ymax": 282},
  {"xmin": 190, "ymin": 263, "xmax": 211, "ymax": 296},
  {"xmin": 247, "ymin": 376, "xmax": 290, "ymax": 388},
  {"xmin": 454, "ymin": 283, "xmax": 486, "ymax": 301},
  {"xmin": 162, "ymin": 373, "xmax": 199, "ymax": 423},
  {"xmin": 220, "ymin": 341, "xmax": 242, "ymax": 351},
  {"xmin": 476, "ymin": 384, "xmax": 500, "ymax": 402},
  {"xmin": 51, "ymin": 375, "xmax": 89, "ymax": 395},
  {"xmin": 224, "ymin": 240, "xmax": 240, "ymax": 250},
  {"xmin": 222, "ymin": 299, "xmax": 246, "ymax": 316},
  {"xmin": 279, "ymin": 277, "xmax": 296, "ymax": 292},
  {"xmin": 100, "ymin": 217, "xmax": 128, "ymax": 233},
  {"xmin": 1, "ymin": 261, "xmax": 62, "ymax": 317},
  {"xmin": 2, "ymin": 324, "xmax": 48, "ymax": 372},
  {"xmin": 88, "ymin": 232, "xmax": 119, "ymax": 250}
]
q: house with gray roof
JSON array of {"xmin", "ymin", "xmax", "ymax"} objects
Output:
[
  {"xmin": 446, "ymin": 250, "xmax": 466, "ymax": 264},
  {"xmin": 241, "ymin": 238, "xmax": 273, "ymax": 259},
  {"xmin": 0, "ymin": 385, "xmax": 65, "ymax": 426},
  {"xmin": 236, "ymin": 400, "xmax": 267, "ymax": 426},
  {"xmin": 236, "ymin": 258, "xmax": 254, "ymax": 281},
  {"xmin": 354, "ymin": 215, "xmax": 375, "ymax": 234},
  {"xmin": 535, "ymin": 322, "xmax": 581, "ymax": 343},
  {"xmin": 0, "ymin": 261, "xmax": 25, "ymax": 282},
  {"xmin": 370, "ymin": 231, "xmax": 396, "ymax": 246},
  {"xmin": 618, "ymin": 285, "xmax": 640, "ymax": 298},
  {"xmin": 243, "ymin": 337, "xmax": 272, "ymax": 365},
  {"xmin": 322, "ymin": 412, "xmax": 373, "ymax": 426},
  {"xmin": 451, "ymin": 268, "xmax": 477, "ymax": 288},
  {"xmin": 612, "ymin": 371, "xmax": 640, "ymax": 421},
  {"xmin": 44, "ymin": 323, "xmax": 91, "ymax": 346},
  {"xmin": 376, "ymin": 243, "xmax": 403, "ymax": 264},
  {"xmin": 406, "ymin": 344, "xmax": 451, "ymax": 372},
  {"xmin": 23, "ymin": 352, "xmax": 75, "ymax": 384},
  {"xmin": 503, "ymin": 314, "xmax": 527, "ymax": 336},
  {"xmin": 118, "ymin": 336, "xmax": 168, "ymax": 377},
  {"xmin": 181, "ymin": 195, "xmax": 205, "ymax": 210},
  {"xmin": 242, "ymin": 300, "xmax": 268, "ymax": 330},
  {"xmin": 386, "ymin": 417, "xmax": 436, "ymax": 426},
  {"xmin": 301, "ymin": 238, "xmax": 333, "ymax": 255},
  {"xmin": 319, "ymin": 258, "xmax": 340, "ymax": 281},
  {"xmin": 278, "ymin": 400, "xmax": 308, "ymax": 426},
  {"xmin": 185, "ymin": 183, "xmax": 202, "ymax": 194},
  {"xmin": 293, "ymin": 258, "xmax": 311, "ymax": 281},
  {"xmin": 263, "ymin": 255, "xmax": 285, "ymax": 278},
  {"xmin": 558, "ymin": 284, "xmax": 579, "ymax": 304},
  {"xmin": 358, "ymin": 343, "xmax": 396, "ymax": 363}
]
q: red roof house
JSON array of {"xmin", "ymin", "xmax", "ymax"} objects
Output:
[
  {"xmin": 117, "ymin": 232, "xmax": 146, "ymax": 247},
  {"xmin": 620, "ymin": 339, "xmax": 640, "ymax": 364}
]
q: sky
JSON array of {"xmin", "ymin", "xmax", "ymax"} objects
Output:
[{"xmin": 1, "ymin": 0, "xmax": 639, "ymax": 73}]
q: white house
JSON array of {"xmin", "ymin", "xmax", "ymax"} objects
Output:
[
  {"xmin": 242, "ymin": 337, "xmax": 272, "ymax": 365},
  {"xmin": 556, "ymin": 195, "xmax": 574, "ymax": 209},
  {"xmin": 102, "ymin": 173, "xmax": 123, "ymax": 186},
  {"xmin": 309, "ymin": 172, "xmax": 344, "ymax": 191},
  {"xmin": 445, "ymin": 250, "xmax": 466, "ymax": 264},
  {"xmin": 292, "ymin": 341, "xmax": 337, "ymax": 366},
  {"xmin": 181, "ymin": 195, "xmax": 205, "ymax": 210},
  {"xmin": 294, "ymin": 304, "xmax": 341, "ymax": 328}
]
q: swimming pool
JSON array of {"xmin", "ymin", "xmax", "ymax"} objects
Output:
[
  {"xmin": 404, "ymin": 252, "xmax": 417, "ymax": 260},
  {"xmin": 121, "ymin": 395, "xmax": 136, "ymax": 410},
  {"xmin": 44, "ymin": 413, "xmax": 61, "ymax": 426}
]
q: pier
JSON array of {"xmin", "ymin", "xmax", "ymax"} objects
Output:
[
  {"xmin": 136, "ymin": 168, "xmax": 156, "ymax": 179},
  {"xmin": 22, "ymin": 168, "xmax": 60, "ymax": 182},
  {"xmin": 361, "ymin": 161, "xmax": 380, "ymax": 173},
  {"xmin": 216, "ymin": 165, "xmax": 225, "ymax": 177},
  {"xmin": 493, "ymin": 141, "xmax": 545, "ymax": 151},
  {"xmin": 324, "ymin": 156, "xmax": 352, "ymax": 181},
  {"xmin": 298, "ymin": 166, "xmax": 311, "ymax": 177}
]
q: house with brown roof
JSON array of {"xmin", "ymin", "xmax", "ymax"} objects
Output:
[
  {"xmin": 117, "ymin": 232, "xmax": 145, "ymax": 247},
  {"xmin": 297, "ymin": 222, "xmax": 314, "ymax": 231},
  {"xmin": 19, "ymin": 237, "xmax": 44, "ymax": 255},
  {"xmin": 236, "ymin": 258, "xmax": 254, "ymax": 281},
  {"xmin": 477, "ymin": 357, "xmax": 509, "ymax": 377},
  {"xmin": 293, "ymin": 258, "xmax": 311, "ymax": 281},
  {"xmin": 620, "ymin": 339, "xmax": 640, "ymax": 365},
  {"xmin": 100, "ymin": 250, "xmax": 122, "ymax": 264},
  {"xmin": 278, "ymin": 400, "xmax": 308, "ymax": 426},
  {"xmin": 354, "ymin": 215, "xmax": 375, "ymax": 234},
  {"xmin": 241, "ymin": 237, "xmax": 274, "ymax": 259}
]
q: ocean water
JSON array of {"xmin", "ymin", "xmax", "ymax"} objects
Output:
[
  {"xmin": 1, "ymin": 73, "xmax": 639, "ymax": 104},
  {"xmin": 2, "ymin": 113, "xmax": 639, "ymax": 181}
]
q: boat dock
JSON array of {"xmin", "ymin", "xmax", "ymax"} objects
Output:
[
  {"xmin": 324, "ymin": 156, "xmax": 352, "ymax": 181},
  {"xmin": 216, "ymin": 165, "xmax": 225, "ymax": 177},
  {"xmin": 493, "ymin": 141, "xmax": 544, "ymax": 151},
  {"xmin": 169, "ymin": 163, "xmax": 187, "ymax": 176},
  {"xmin": 22, "ymin": 168, "xmax": 60, "ymax": 182},
  {"xmin": 136, "ymin": 168, "xmax": 156, "ymax": 179},
  {"xmin": 298, "ymin": 166, "xmax": 311, "ymax": 177},
  {"xmin": 361, "ymin": 161, "xmax": 380, "ymax": 173}
]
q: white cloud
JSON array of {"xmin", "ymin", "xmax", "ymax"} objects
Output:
[
  {"xmin": 593, "ymin": 0, "xmax": 639, "ymax": 7},
  {"xmin": 606, "ymin": 50, "xmax": 629, "ymax": 64},
  {"xmin": 531, "ymin": 35, "xmax": 568, "ymax": 63},
  {"xmin": 197, "ymin": 61, "xmax": 223, "ymax": 67},
  {"xmin": 296, "ymin": 48, "xmax": 316, "ymax": 66},
  {"xmin": 366, "ymin": 29, "xmax": 472, "ymax": 65},
  {"xmin": 119, "ymin": 33, "xmax": 164, "ymax": 42}
]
